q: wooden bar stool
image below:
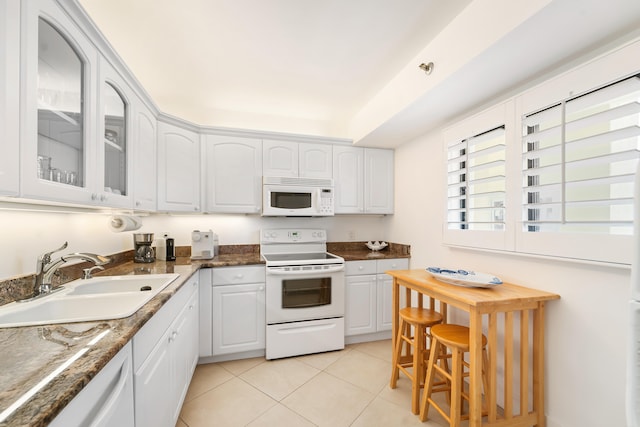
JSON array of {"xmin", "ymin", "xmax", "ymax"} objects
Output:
[
  {"xmin": 419, "ymin": 324, "xmax": 489, "ymax": 426},
  {"xmin": 390, "ymin": 306, "xmax": 443, "ymax": 414}
]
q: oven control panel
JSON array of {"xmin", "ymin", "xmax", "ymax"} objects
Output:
[{"xmin": 261, "ymin": 228, "xmax": 326, "ymax": 244}]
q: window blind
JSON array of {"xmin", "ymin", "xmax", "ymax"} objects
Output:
[
  {"xmin": 447, "ymin": 125, "xmax": 506, "ymax": 231},
  {"xmin": 522, "ymin": 74, "xmax": 640, "ymax": 235}
]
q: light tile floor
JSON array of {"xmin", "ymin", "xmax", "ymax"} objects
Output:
[{"xmin": 176, "ymin": 339, "xmax": 456, "ymax": 427}]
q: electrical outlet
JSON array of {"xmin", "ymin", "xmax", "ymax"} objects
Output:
[{"xmin": 348, "ymin": 231, "xmax": 356, "ymax": 241}]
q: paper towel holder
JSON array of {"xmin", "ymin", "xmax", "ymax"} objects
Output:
[{"xmin": 109, "ymin": 215, "xmax": 142, "ymax": 232}]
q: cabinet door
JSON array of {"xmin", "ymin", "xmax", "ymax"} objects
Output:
[
  {"xmin": 212, "ymin": 282, "xmax": 265, "ymax": 355},
  {"xmin": 171, "ymin": 290, "xmax": 199, "ymax": 423},
  {"xmin": 157, "ymin": 121, "xmax": 200, "ymax": 212},
  {"xmin": 204, "ymin": 135, "xmax": 262, "ymax": 213},
  {"xmin": 20, "ymin": 0, "xmax": 99, "ymax": 204},
  {"xmin": 364, "ymin": 148, "xmax": 394, "ymax": 214},
  {"xmin": 132, "ymin": 96, "xmax": 157, "ymax": 211},
  {"xmin": 376, "ymin": 273, "xmax": 394, "ymax": 332},
  {"xmin": 376, "ymin": 259, "xmax": 408, "ymax": 331},
  {"xmin": 299, "ymin": 143, "xmax": 332, "ymax": 179},
  {"xmin": 0, "ymin": 0, "xmax": 19, "ymax": 196},
  {"xmin": 134, "ymin": 328, "xmax": 173, "ymax": 427},
  {"xmin": 333, "ymin": 146, "xmax": 364, "ymax": 213},
  {"xmin": 96, "ymin": 56, "xmax": 133, "ymax": 208},
  {"xmin": 263, "ymin": 140, "xmax": 298, "ymax": 177},
  {"xmin": 198, "ymin": 269, "xmax": 213, "ymax": 357},
  {"xmin": 345, "ymin": 274, "xmax": 376, "ymax": 336}
]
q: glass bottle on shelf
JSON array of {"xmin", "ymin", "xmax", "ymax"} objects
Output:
[{"xmin": 36, "ymin": 17, "xmax": 84, "ymax": 187}]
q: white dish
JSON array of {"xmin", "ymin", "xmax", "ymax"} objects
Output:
[
  {"xmin": 426, "ymin": 267, "xmax": 502, "ymax": 288},
  {"xmin": 366, "ymin": 241, "xmax": 388, "ymax": 251}
]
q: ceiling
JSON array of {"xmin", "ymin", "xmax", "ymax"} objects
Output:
[
  {"xmin": 77, "ymin": 0, "xmax": 640, "ymax": 146},
  {"xmin": 78, "ymin": 0, "xmax": 471, "ymax": 136}
]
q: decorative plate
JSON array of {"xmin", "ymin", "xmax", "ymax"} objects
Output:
[{"xmin": 426, "ymin": 267, "xmax": 503, "ymax": 288}]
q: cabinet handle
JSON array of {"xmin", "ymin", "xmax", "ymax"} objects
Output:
[
  {"xmin": 258, "ymin": 286, "xmax": 264, "ymax": 291},
  {"xmin": 135, "ymin": 201, "xmax": 141, "ymax": 207},
  {"xmin": 100, "ymin": 194, "xmax": 107, "ymax": 202},
  {"xmin": 234, "ymin": 274, "xmax": 244, "ymax": 280},
  {"xmin": 91, "ymin": 193, "xmax": 98, "ymax": 201},
  {"xmin": 358, "ymin": 266, "xmax": 364, "ymax": 271}
]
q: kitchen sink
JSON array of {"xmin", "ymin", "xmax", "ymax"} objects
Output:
[
  {"xmin": 66, "ymin": 274, "xmax": 180, "ymax": 296},
  {"xmin": 0, "ymin": 273, "xmax": 179, "ymax": 328}
]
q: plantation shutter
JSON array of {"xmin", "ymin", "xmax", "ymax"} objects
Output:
[
  {"xmin": 522, "ymin": 74, "xmax": 640, "ymax": 235},
  {"xmin": 447, "ymin": 125, "xmax": 506, "ymax": 231}
]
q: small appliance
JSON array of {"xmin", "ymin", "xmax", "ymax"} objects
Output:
[
  {"xmin": 133, "ymin": 233, "xmax": 155, "ymax": 263},
  {"xmin": 262, "ymin": 176, "xmax": 334, "ymax": 216},
  {"xmin": 191, "ymin": 230, "xmax": 218, "ymax": 260},
  {"xmin": 155, "ymin": 233, "xmax": 176, "ymax": 261}
]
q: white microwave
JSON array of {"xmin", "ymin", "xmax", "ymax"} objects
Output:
[{"xmin": 262, "ymin": 177, "xmax": 334, "ymax": 216}]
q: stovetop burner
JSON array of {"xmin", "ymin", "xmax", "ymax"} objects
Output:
[{"xmin": 260, "ymin": 228, "xmax": 344, "ymax": 267}]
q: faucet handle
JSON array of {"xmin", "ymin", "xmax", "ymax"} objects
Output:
[
  {"xmin": 83, "ymin": 265, "xmax": 104, "ymax": 279},
  {"xmin": 40, "ymin": 241, "xmax": 69, "ymax": 262}
]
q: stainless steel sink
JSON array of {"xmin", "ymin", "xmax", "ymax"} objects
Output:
[{"xmin": 0, "ymin": 273, "xmax": 179, "ymax": 328}]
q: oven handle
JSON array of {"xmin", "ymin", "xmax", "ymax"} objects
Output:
[{"xmin": 266, "ymin": 265, "xmax": 345, "ymax": 275}]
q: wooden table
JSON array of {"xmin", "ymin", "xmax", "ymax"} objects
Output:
[{"xmin": 387, "ymin": 269, "xmax": 560, "ymax": 427}]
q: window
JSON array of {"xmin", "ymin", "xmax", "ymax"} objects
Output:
[
  {"xmin": 443, "ymin": 39, "xmax": 640, "ymax": 264},
  {"xmin": 447, "ymin": 125, "xmax": 506, "ymax": 231},
  {"xmin": 523, "ymin": 75, "xmax": 640, "ymax": 236},
  {"xmin": 443, "ymin": 102, "xmax": 512, "ymax": 252}
]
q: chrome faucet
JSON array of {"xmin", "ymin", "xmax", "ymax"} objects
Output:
[{"xmin": 33, "ymin": 242, "xmax": 111, "ymax": 297}]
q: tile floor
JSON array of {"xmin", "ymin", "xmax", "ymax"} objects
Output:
[{"xmin": 176, "ymin": 339, "xmax": 456, "ymax": 427}]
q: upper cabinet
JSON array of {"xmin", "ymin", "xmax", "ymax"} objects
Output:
[
  {"xmin": 20, "ymin": 0, "xmax": 99, "ymax": 204},
  {"xmin": 203, "ymin": 135, "xmax": 262, "ymax": 214},
  {"xmin": 96, "ymin": 56, "xmax": 133, "ymax": 208},
  {"xmin": 333, "ymin": 146, "xmax": 394, "ymax": 214},
  {"xmin": 131, "ymin": 96, "xmax": 157, "ymax": 211},
  {"xmin": 263, "ymin": 140, "xmax": 332, "ymax": 179},
  {"xmin": 157, "ymin": 120, "xmax": 200, "ymax": 212},
  {"xmin": 0, "ymin": 0, "xmax": 20, "ymax": 197}
]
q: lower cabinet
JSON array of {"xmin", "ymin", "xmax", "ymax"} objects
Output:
[
  {"xmin": 50, "ymin": 342, "xmax": 134, "ymax": 427},
  {"xmin": 345, "ymin": 258, "xmax": 409, "ymax": 337},
  {"xmin": 211, "ymin": 266, "xmax": 266, "ymax": 356},
  {"xmin": 133, "ymin": 274, "xmax": 199, "ymax": 427}
]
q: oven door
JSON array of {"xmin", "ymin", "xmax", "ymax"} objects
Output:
[{"xmin": 265, "ymin": 266, "xmax": 344, "ymax": 324}]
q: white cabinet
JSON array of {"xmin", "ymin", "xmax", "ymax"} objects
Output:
[
  {"xmin": 20, "ymin": 0, "xmax": 100, "ymax": 205},
  {"xmin": 203, "ymin": 134, "xmax": 262, "ymax": 213},
  {"xmin": 50, "ymin": 342, "xmax": 134, "ymax": 427},
  {"xmin": 299, "ymin": 142, "xmax": 332, "ymax": 178},
  {"xmin": 210, "ymin": 266, "xmax": 266, "ymax": 356},
  {"xmin": 157, "ymin": 120, "xmax": 201, "ymax": 212},
  {"xmin": 263, "ymin": 140, "xmax": 297, "ymax": 177},
  {"xmin": 345, "ymin": 258, "xmax": 409, "ymax": 337},
  {"xmin": 96, "ymin": 56, "xmax": 134, "ymax": 209},
  {"xmin": 133, "ymin": 275, "xmax": 199, "ymax": 427},
  {"xmin": 263, "ymin": 140, "xmax": 332, "ymax": 178},
  {"xmin": 131, "ymin": 96, "xmax": 157, "ymax": 211},
  {"xmin": 333, "ymin": 146, "xmax": 394, "ymax": 214},
  {"xmin": 0, "ymin": 0, "xmax": 19, "ymax": 196}
]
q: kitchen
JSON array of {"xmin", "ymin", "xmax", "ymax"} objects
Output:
[{"xmin": 0, "ymin": 0, "xmax": 639, "ymax": 426}]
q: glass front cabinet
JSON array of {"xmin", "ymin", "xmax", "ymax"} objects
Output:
[{"xmin": 20, "ymin": 0, "xmax": 134, "ymax": 208}]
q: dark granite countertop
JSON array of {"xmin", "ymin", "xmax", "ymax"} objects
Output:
[{"xmin": 0, "ymin": 242, "xmax": 409, "ymax": 426}]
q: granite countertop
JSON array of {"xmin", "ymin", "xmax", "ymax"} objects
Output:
[{"xmin": 0, "ymin": 243, "xmax": 409, "ymax": 426}]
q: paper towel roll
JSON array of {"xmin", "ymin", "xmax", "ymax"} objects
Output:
[{"xmin": 109, "ymin": 215, "xmax": 142, "ymax": 232}]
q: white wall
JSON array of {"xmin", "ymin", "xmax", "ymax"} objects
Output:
[
  {"xmin": 0, "ymin": 206, "xmax": 391, "ymax": 279},
  {"xmin": 390, "ymin": 129, "xmax": 631, "ymax": 427}
]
